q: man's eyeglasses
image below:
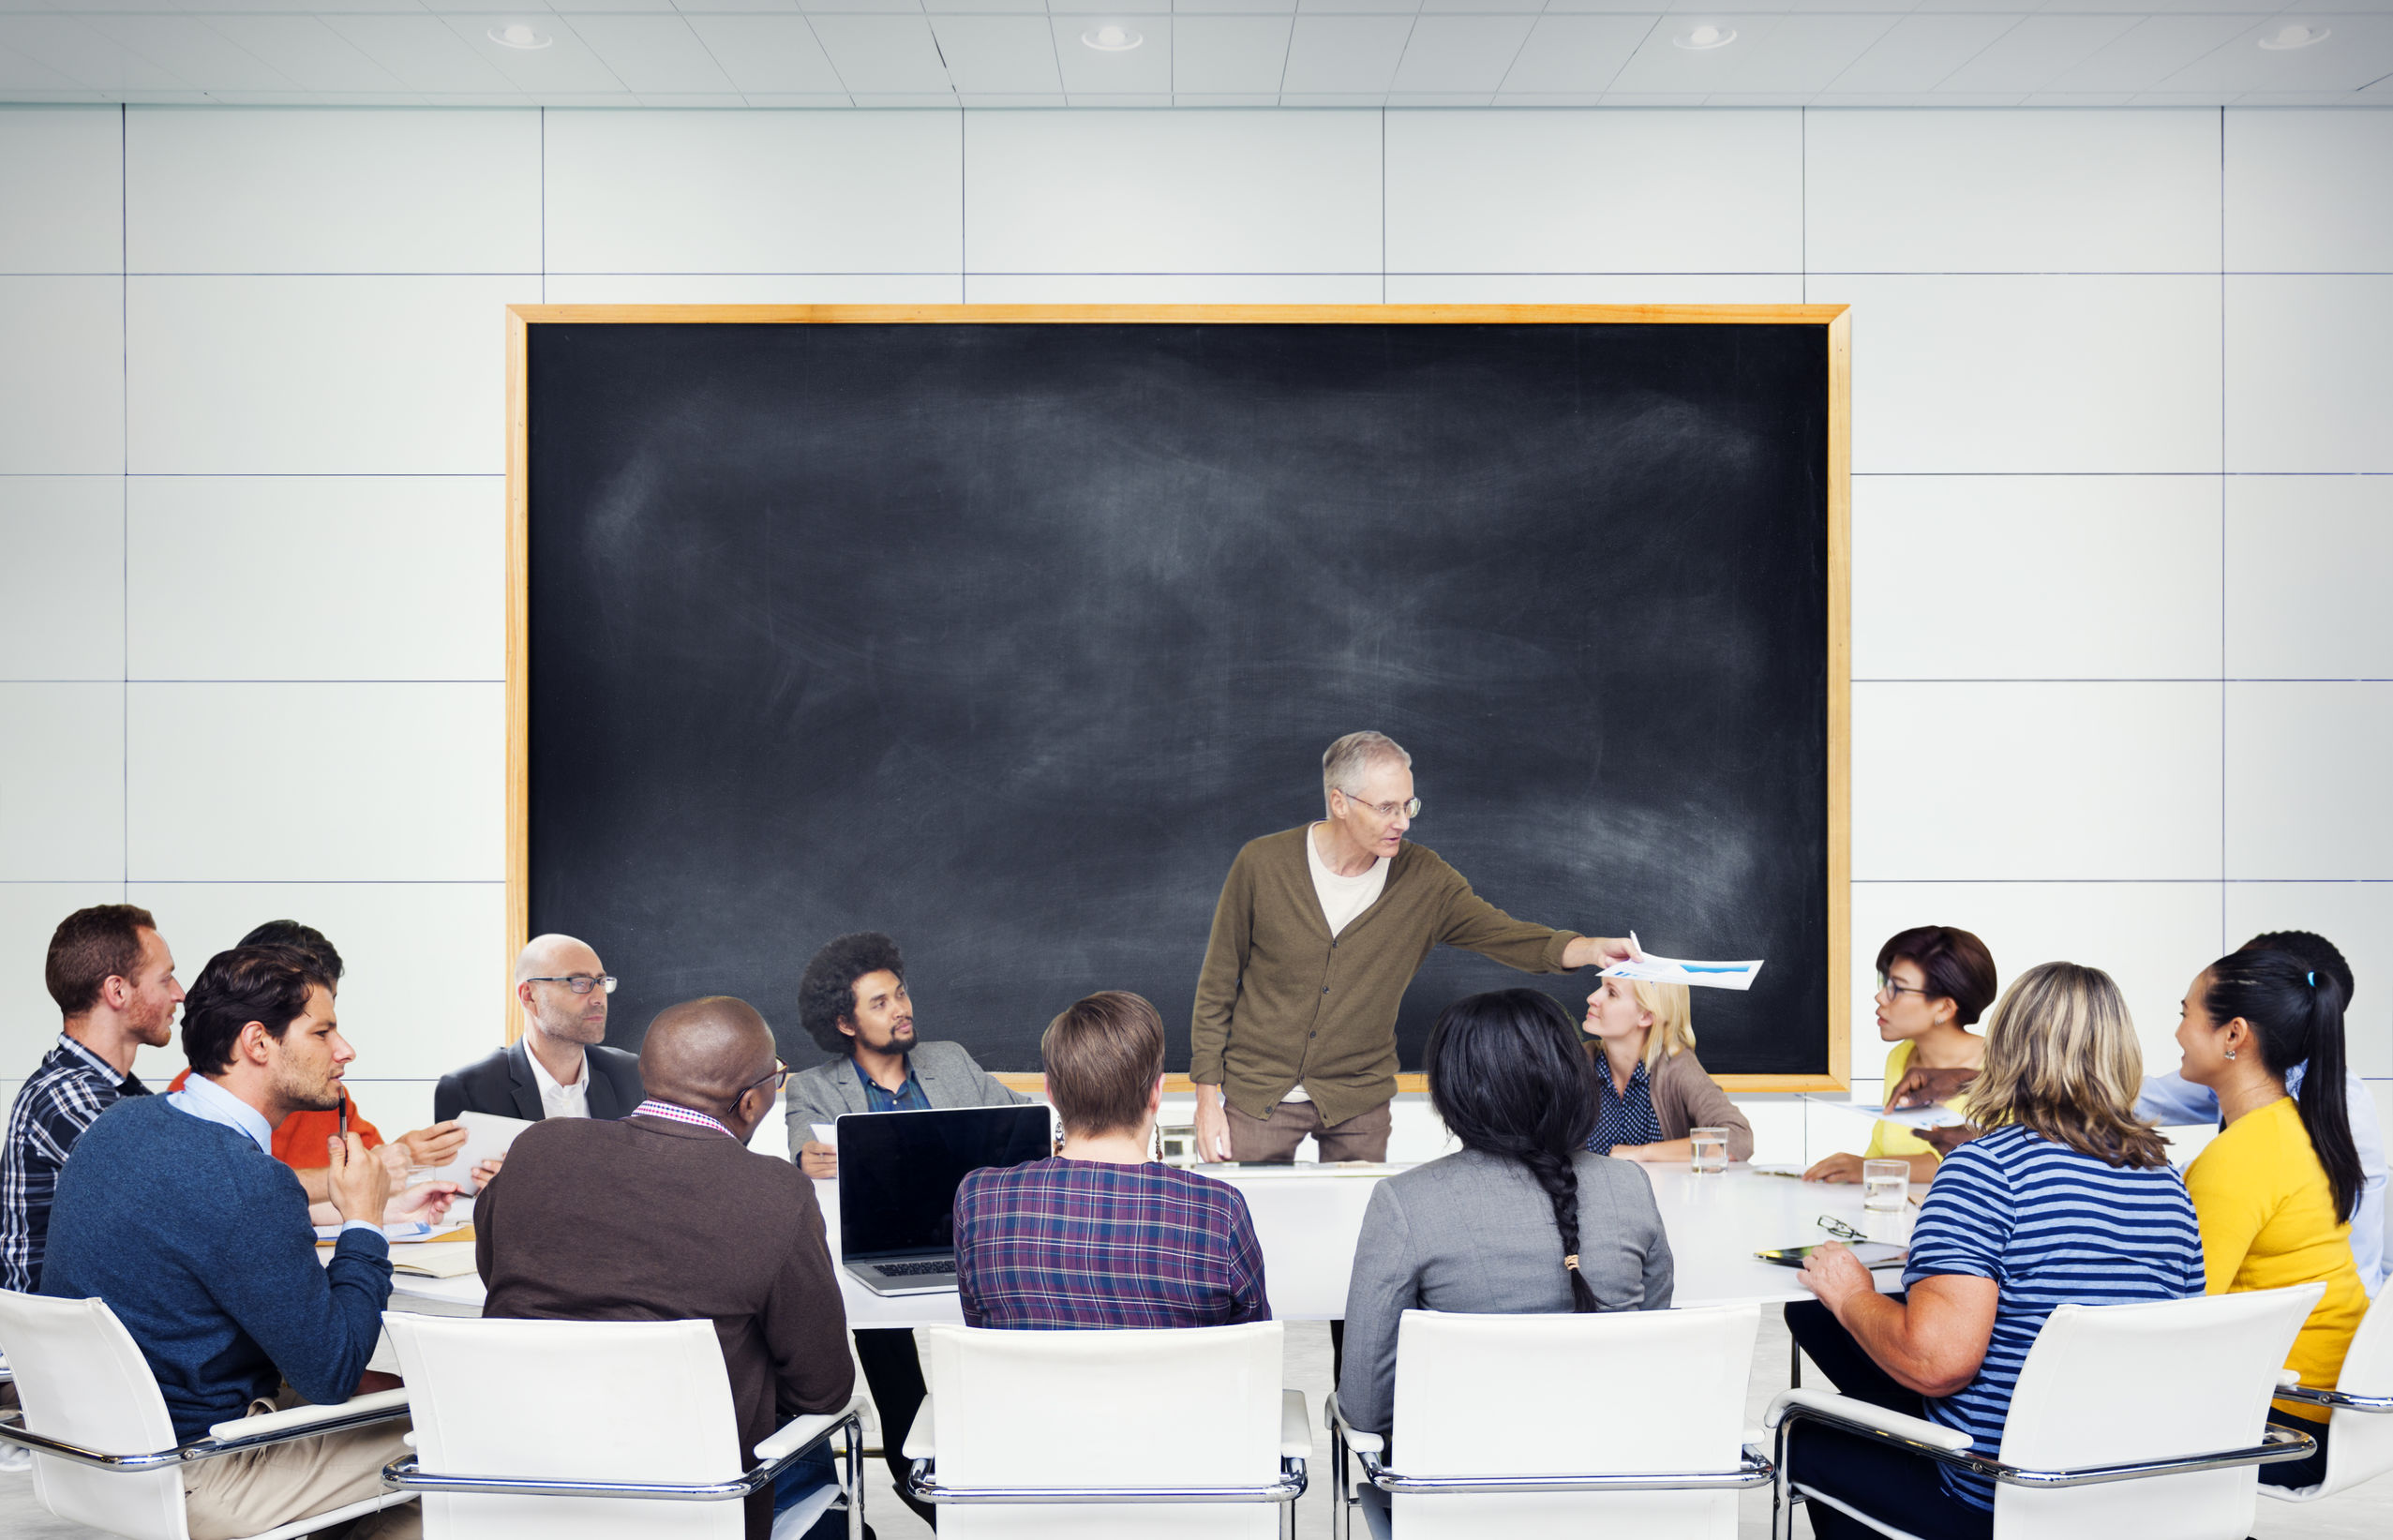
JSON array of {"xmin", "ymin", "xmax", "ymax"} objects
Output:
[
  {"xmin": 525, "ymin": 974, "xmax": 617, "ymax": 995},
  {"xmin": 1338, "ymin": 789, "xmax": 1423, "ymax": 820},
  {"xmin": 741, "ymin": 1060, "xmax": 792, "ymax": 1097}
]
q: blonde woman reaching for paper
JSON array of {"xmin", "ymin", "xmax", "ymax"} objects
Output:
[{"xmin": 1579, "ymin": 976, "xmax": 1753, "ymax": 1162}]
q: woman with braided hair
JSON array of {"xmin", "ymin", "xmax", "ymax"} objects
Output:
[{"xmin": 1335, "ymin": 989, "xmax": 1674, "ymax": 1437}]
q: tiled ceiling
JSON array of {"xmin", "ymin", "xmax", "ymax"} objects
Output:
[{"xmin": 0, "ymin": 0, "xmax": 2387, "ymax": 107}]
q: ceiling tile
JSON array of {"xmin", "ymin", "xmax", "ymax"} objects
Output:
[
  {"xmin": 438, "ymin": 14, "xmax": 632, "ymax": 92},
  {"xmin": 1497, "ymin": 13, "xmax": 1653, "ymax": 92},
  {"xmin": 1610, "ymin": 12, "xmax": 1900, "ymax": 93},
  {"xmin": 2042, "ymin": 13, "xmax": 2263, "ymax": 92},
  {"xmin": 681, "ymin": 13, "xmax": 849, "ymax": 94},
  {"xmin": 2161, "ymin": 12, "xmax": 2393, "ymax": 92},
  {"xmin": 1168, "ymin": 13, "xmax": 1288, "ymax": 91},
  {"xmin": 801, "ymin": 0, "xmax": 928, "ymax": 13},
  {"xmin": 322, "ymin": 15, "xmax": 522, "ymax": 93},
  {"xmin": 83, "ymin": 15, "xmax": 299, "ymax": 90},
  {"xmin": 1280, "ymin": 13, "xmax": 1411, "ymax": 92},
  {"xmin": 927, "ymin": 14, "xmax": 1063, "ymax": 92},
  {"xmin": 200, "ymin": 15, "xmax": 409, "ymax": 93},
  {"xmin": 1938, "ymin": 13, "xmax": 2144, "ymax": 92},
  {"xmin": 566, "ymin": 13, "xmax": 738, "ymax": 92},
  {"xmin": 1825, "ymin": 13, "xmax": 2021, "ymax": 92},
  {"xmin": 1169, "ymin": 89, "xmax": 1279, "ymax": 100},
  {"xmin": 0, "ymin": 41, "xmax": 82, "ymax": 89},
  {"xmin": 1051, "ymin": 14, "xmax": 1172, "ymax": 94},
  {"xmin": 1392, "ymin": 13, "xmax": 1534, "ymax": 90},
  {"xmin": 1170, "ymin": 0, "xmax": 1293, "ymax": 11},
  {"xmin": 807, "ymin": 13, "xmax": 954, "ymax": 90},
  {"xmin": 0, "ymin": 16, "xmax": 193, "ymax": 89}
]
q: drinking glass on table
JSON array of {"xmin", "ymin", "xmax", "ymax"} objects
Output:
[
  {"xmin": 1690, "ymin": 1126, "xmax": 1730, "ymax": 1174},
  {"xmin": 1862, "ymin": 1159, "xmax": 1909, "ymax": 1214}
]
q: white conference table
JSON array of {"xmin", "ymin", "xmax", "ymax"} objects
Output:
[{"xmin": 386, "ymin": 1162, "xmax": 1913, "ymax": 1324}]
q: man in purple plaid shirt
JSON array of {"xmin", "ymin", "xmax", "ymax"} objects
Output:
[{"xmin": 954, "ymin": 992, "xmax": 1270, "ymax": 1330}]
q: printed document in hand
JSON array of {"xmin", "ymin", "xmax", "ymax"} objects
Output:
[
  {"xmin": 1599, "ymin": 941, "xmax": 1764, "ymax": 992},
  {"xmin": 1804, "ymin": 1096, "xmax": 1967, "ymax": 1130},
  {"xmin": 421, "ymin": 1110, "xmax": 534, "ymax": 1194}
]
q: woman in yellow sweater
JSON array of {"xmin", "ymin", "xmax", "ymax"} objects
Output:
[
  {"xmin": 1806, "ymin": 925, "xmax": 1997, "ymax": 1183},
  {"xmin": 2176, "ymin": 947, "xmax": 2369, "ymax": 1489}
]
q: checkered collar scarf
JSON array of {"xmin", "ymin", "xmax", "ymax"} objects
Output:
[
  {"xmin": 632, "ymin": 1099, "xmax": 737, "ymax": 1139},
  {"xmin": 1587, "ymin": 1057, "xmax": 1665, "ymax": 1155}
]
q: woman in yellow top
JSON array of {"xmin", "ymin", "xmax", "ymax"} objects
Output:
[
  {"xmin": 2176, "ymin": 947, "xmax": 2369, "ymax": 1490},
  {"xmin": 1806, "ymin": 925, "xmax": 1997, "ymax": 1184}
]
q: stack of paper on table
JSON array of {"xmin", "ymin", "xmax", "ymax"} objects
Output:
[{"xmin": 1803, "ymin": 1097, "xmax": 1967, "ymax": 1130}]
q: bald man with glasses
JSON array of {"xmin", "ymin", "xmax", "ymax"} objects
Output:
[
  {"xmin": 1190, "ymin": 732, "xmax": 1637, "ymax": 1164},
  {"xmin": 433, "ymin": 934, "xmax": 646, "ymax": 1123}
]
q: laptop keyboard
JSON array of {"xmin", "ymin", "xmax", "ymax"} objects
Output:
[{"xmin": 874, "ymin": 1259, "xmax": 957, "ymax": 1278}]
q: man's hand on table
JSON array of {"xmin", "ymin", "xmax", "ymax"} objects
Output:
[
  {"xmin": 1796, "ymin": 1241, "xmax": 1877, "ymax": 1310},
  {"xmin": 1917, "ymin": 1123, "xmax": 1986, "ymax": 1157},
  {"xmin": 1193, "ymin": 1084, "xmax": 1234, "ymax": 1163},
  {"xmin": 800, "ymin": 1141, "xmax": 838, "ymax": 1179}
]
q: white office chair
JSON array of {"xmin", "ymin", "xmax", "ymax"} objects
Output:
[
  {"xmin": 0, "ymin": 1289, "xmax": 415, "ymax": 1540},
  {"xmin": 378, "ymin": 1313, "xmax": 863, "ymax": 1540},
  {"xmin": 2265, "ymin": 1276, "xmax": 2393, "ymax": 1502},
  {"xmin": 1766, "ymin": 1283, "xmax": 2326, "ymax": 1540},
  {"xmin": 1324, "ymin": 1305, "xmax": 1772, "ymax": 1540},
  {"xmin": 903, "ymin": 1320, "xmax": 1309, "ymax": 1539}
]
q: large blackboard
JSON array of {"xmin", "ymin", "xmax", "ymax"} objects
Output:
[{"xmin": 523, "ymin": 316, "xmax": 1838, "ymax": 1080}]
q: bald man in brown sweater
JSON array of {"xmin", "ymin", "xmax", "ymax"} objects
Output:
[{"xmin": 474, "ymin": 997, "xmax": 852, "ymax": 1540}]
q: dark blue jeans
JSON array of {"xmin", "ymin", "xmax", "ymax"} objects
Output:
[
  {"xmin": 1783, "ymin": 1298, "xmax": 1994, "ymax": 1540},
  {"xmin": 771, "ymin": 1443, "xmax": 848, "ymax": 1539}
]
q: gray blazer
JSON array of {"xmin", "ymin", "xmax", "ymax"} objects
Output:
[
  {"xmin": 783, "ymin": 1039, "xmax": 1034, "ymax": 1149},
  {"xmin": 1337, "ymin": 1147, "xmax": 1674, "ymax": 1435}
]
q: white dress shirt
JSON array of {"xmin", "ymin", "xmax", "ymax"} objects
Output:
[{"xmin": 526, "ymin": 1039, "xmax": 593, "ymax": 1120}]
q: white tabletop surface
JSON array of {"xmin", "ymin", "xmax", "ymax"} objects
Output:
[{"xmin": 386, "ymin": 1160, "xmax": 1913, "ymax": 1323}]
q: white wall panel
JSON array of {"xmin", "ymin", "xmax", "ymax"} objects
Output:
[
  {"xmin": 965, "ymin": 273, "xmax": 1382, "ymax": 302},
  {"xmin": 2227, "ymin": 108, "xmax": 2393, "ymax": 274},
  {"xmin": 1806, "ymin": 108, "xmax": 2219, "ymax": 273},
  {"xmin": 1383, "ymin": 274, "xmax": 1807, "ymax": 303},
  {"xmin": 2226, "ymin": 681, "xmax": 2393, "ymax": 881},
  {"xmin": 1853, "ymin": 680, "xmax": 2221, "ymax": 881},
  {"xmin": 123, "ymin": 879, "xmax": 506, "ymax": 1083},
  {"xmin": 2227, "ymin": 276, "xmax": 2393, "ymax": 472},
  {"xmin": 0, "ymin": 277, "xmax": 124, "ymax": 473},
  {"xmin": 0, "ymin": 105, "xmax": 121, "ymax": 274},
  {"xmin": 0, "ymin": 684, "xmax": 124, "ymax": 881},
  {"xmin": 2222, "ymin": 881, "xmax": 2393, "ymax": 1078},
  {"xmin": 540, "ymin": 274, "xmax": 963, "ymax": 304},
  {"xmin": 127, "ymin": 476, "xmax": 502, "ymax": 681},
  {"xmin": 544, "ymin": 110, "xmax": 963, "ymax": 274},
  {"xmin": 1, "ymin": 475, "xmax": 122, "ymax": 682},
  {"xmin": 1829, "ymin": 275, "xmax": 2221, "ymax": 473},
  {"xmin": 0, "ymin": 883, "xmax": 125, "ymax": 1073},
  {"xmin": 1852, "ymin": 474, "xmax": 2221, "ymax": 680},
  {"xmin": 2226, "ymin": 474, "xmax": 2393, "ymax": 680},
  {"xmin": 964, "ymin": 110, "xmax": 1381, "ymax": 273},
  {"xmin": 127, "ymin": 276, "xmax": 527, "ymax": 473},
  {"xmin": 127, "ymin": 108, "xmax": 541, "ymax": 274},
  {"xmin": 1384, "ymin": 109, "xmax": 1802, "ymax": 274},
  {"xmin": 1850, "ymin": 879, "xmax": 2223, "ymax": 1080},
  {"xmin": 126, "ymin": 682, "xmax": 502, "ymax": 881}
]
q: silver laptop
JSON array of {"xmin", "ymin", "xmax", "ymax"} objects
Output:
[{"xmin": 836, "ymin": 1104, "xmax": 1052, "ymax": 1295}]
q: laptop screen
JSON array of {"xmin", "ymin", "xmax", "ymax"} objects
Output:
[{"xmin": 836, "ymin": 1104, "xmax": 1054, "ymax": 1261}]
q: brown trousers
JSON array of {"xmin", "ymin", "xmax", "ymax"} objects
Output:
[
  {"xmin": 1224, "ymin": 1099, "xmax": 1392, "ymax": 1162},
  {"xmin": 183, "ymin": 1397, "xmax": 420, "ymax": 1540}
]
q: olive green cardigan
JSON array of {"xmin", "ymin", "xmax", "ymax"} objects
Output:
[{"xmin": 1190, "ymin": 827, "xmax": 1581, "ymax": 1126}]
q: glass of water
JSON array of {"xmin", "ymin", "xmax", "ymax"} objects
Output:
[
  {"xmin": 1690, "ymin": 1127, "xmax": 1730, "ymax": 1174},
  {"xmin": 1862, "ymin": 1159, "xmax": 1909, "ymax": 1214}
]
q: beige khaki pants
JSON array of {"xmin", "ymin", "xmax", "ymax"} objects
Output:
[
  {"xmin": 183, "ymin": 1397, "xmax": 420, "ymax": 1540},
  {"xmin": 1224, "ymin": 1099, "xmax": 1392, "ymax": 1162}
]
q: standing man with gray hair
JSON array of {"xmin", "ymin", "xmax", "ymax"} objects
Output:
[{"xmin": 1191, "ymin": 731, "xmax": 1637, "ymax": 1164}]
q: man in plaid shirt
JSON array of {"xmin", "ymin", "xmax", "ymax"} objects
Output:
[
  {"xmin": 954, "ymin": 991, "xmax": 1269, "ymax": 1330},
  {"xmin": 2, "ymin": 905, "xmax": 183, "ymax": 1293}
]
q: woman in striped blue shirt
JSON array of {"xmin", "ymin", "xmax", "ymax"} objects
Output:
[{"xmin": 1783, "ymin": 961, "xmax": 2205, "ymax": 1538}]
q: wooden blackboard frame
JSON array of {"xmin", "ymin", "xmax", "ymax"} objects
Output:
[{"xmin": 501, "ymin": 304, "xmax": 1853, "ymax": 1093}]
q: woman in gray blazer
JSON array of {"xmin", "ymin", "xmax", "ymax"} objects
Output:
[{"xmin": 1337, "ymin": 990, "xmax": 1675, "ymax": 1436}]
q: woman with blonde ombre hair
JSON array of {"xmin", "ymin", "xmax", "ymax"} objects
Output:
[
  {"xmin": 1777, "ymin": 962, "xmax": 2204, "ymax": 1539},
  {"xmin": 1579, "ymin": 974, "xmax": 1754, "ymax": 1162}
]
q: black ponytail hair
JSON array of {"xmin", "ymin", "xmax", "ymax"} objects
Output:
[
  {"xmin": 2203, "ymin": 949, "xmax": 2362, "ymax": 1224},
  {"xmin": 1424, "ymin": 989, "xmax": 1604, "ymax": 1312}
]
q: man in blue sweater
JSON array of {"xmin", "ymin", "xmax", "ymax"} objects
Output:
[{"xmin": 42, "ymin": 944, "xmax": 424, "ymax": 1540}]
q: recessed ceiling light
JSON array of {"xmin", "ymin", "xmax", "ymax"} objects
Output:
[
  {"xmin": 2257, "ymin": 22, "xmax": 2328, "ymax": 49},
  {"xmin": 487, "ymin": 22, "xmax": 552, "ymax": 50},
  {"xmin": 1081, "ymin": 23, "xmax": 1142, "ymax": 52},
  {"xmin": 1674, "ymin": 23, "xmax": 1737, "ymax": 51}
]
